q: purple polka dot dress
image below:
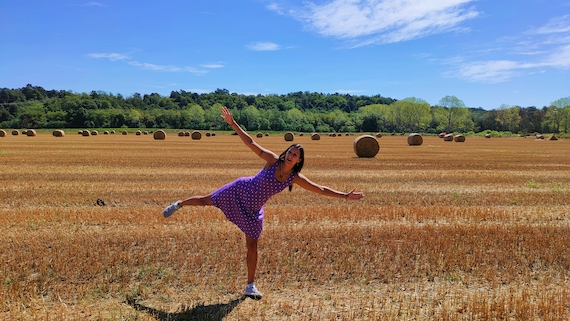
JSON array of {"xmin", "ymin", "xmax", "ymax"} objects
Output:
[{"xmin": 211, "ymin": 161, "xmax": 294, "ymax": 240}]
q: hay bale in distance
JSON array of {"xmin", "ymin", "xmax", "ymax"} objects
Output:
[
  {"xmin": 375, "ymin": 133, "xmax": 383, "ymax": 138},
  {"xmin": 26, "ymin": 129, "xmax": 37, "ymax": 137},
  {"xmin": 178, "ymin": 131, "xmax": 185, "ymax": 137},
  {"xmin": 91, "ymin": 130, "xmax": 98, "ymax": 136},
  {"xmin": 438, "ymin": 132, "xmax": 446, "ymax": 138},
  {"xmin": 191, "ymin": 131, "xmax": 202, "ymax": 140},
  {"xmin": 353, "ymin": 135, "xmax": 380, "ymax": 158},
  {"xmin": 22, "ymin": 130, "xmax": 28, "ymax": 135},
  {"xmin": 206, "ymin": 132, "xmax": 211, "ymax": 137},
  {"xmin": 443, "ymin": 134, "xmax": 454, "ymax": 141},
  {"xmin": 82, "ymin": 130, "xmax": 90, "ymax": 136},
  {"xmin": 407, "ymin": 133, "xmax": 423, "ymax": 146},
  {"xmin": 256, "ymin": 132, "xmax": 263, "ymax": 138},
  {"xmin": 52, "ymin": 130, "xmax": 65, "ymax": 137},
  {"xmin": 104, "ymin": 131, "xmax": 109, "ymax": 135},
  {"xmin": 284, "ymin": 132, "xmax": 294, "ymax": 141},
  {"xmin": 153, "ymin": 130, "xmax": 167, "ymax": 140},
  {"xmin": 454, "ymin": 134, "xmax": 466, "ymax": 142},
  {"xmin": 549, "ymin": 135, "xmax": 558, "ymax": 141},
  {"xmin": 122, "ymin": 131, "xmax": 128, "ymax": 135},
  {"xmin": 12, "ymin": 130, "xmax": 20, "ymax": 136},
  {"xmin": 0, "ymin": 129, "xmax": 6, "ymax": 137},
  {"xmin": 110, "ymin": 130, "xmax": 116, "ymax": 134},
  {"xmin": 136, "ymin": 130, "xmax": 142, "ymax": 136},
  {"xmin": 536, "ymin": 134, "xmax": 544, "ymax": 140},
  {"xmin": 311, "ymin": 133, "xmax": 321, "ymax": 140},
  {"xmin": 484, "ymin": 133, "xmax": 491, "ymax": 138}
]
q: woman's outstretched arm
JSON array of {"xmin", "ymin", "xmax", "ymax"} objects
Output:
[
  {"xmin": 292, "ymin": 173, "xmax": 364, "ymax": 200},
  {"xmin": 221, "ymin": 106, "xmax": 278, "ymax": 162}
]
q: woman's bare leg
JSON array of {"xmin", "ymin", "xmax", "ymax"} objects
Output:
[
  {"xmin": 246, "ymin": 235, "xmax": 258, "ymax": 284},
  {"xmin": 179, "ymin": 194, "xmax": 213, "ymax": 206}
]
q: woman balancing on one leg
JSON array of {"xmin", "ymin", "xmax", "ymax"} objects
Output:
[{"xmin": 162, "ymin": 106, "xmax": 364, "ymax": 299}]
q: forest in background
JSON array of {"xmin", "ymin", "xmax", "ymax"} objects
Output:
[{"xmin": 1, "ymin": 84, "xmax": 569, "ymax": 135}]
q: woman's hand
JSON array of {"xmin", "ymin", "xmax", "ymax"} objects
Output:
[
  {"xmin": 220, "ymin": 106, "xmax": 234, "ymax": 126},
  {"xmin": 345, "ymin": 188, "xmax": 364, "ymax": 201}
]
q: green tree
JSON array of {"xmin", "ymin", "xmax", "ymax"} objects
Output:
[
  {"xmin": 435, "ymin": 96, "xmax": 470, "ymax": 132},
  {"xmin": 495, "ymin": 104, "xmax": 521, "ymax": 133},
  {"xmin": 550, "ymin": 97, "xmax": 570, "ymax": 133}
]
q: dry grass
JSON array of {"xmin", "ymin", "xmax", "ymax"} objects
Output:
[{"xmin": 1, "ymin": 133, "xmax": 570, "ymax": 320}]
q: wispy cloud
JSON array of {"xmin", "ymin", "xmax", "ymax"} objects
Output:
[
  {"xmin": 200, "ymin": 63, "xmax": 225, "ymax": 69},
  {"xmin": 87, "ymin": 53, "xmax": 129, "ymax": 61},
  {"xmin": 246, "ymin": 42, "xmax": 281, "ymax": 51},
  {"xmin": 294, "ymin": 0, "xmax": 479, "ymax": 46},
  {"xmin": 452, "ymin": 15, "xmax": 570, "ymax": 83},
  {"xmin": 88, "ymin": 52, "xmax": 214, "ymax": 75},
  {"xmin": 81, "ymin": 2, "xmax": 106, "ymax": 7}
]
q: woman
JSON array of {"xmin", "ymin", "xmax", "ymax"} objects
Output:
[{"xmin": 163, "ymin": 106, "xmax": 364, "ymax": 299}]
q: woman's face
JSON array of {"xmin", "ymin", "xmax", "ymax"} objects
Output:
[{"xmin": 284, "ymin": 147, "xmax": 302, "ymax": 166}]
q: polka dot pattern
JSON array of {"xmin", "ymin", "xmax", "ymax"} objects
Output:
[{"xmin": 211, "ymin": 162, "xmax": 294, "ymax": 239}]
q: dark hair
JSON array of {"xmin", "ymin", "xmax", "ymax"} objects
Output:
[{"xmin": 279, "ymin": 144, "xmax": 304, "ymax": 191}]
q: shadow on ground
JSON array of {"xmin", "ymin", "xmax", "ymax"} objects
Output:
[{"xmin": 126, "ymin": 296, "xmax": 246, "ymax": 321}]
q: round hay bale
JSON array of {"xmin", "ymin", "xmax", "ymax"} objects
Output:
[
  {"xmin": 0, "ymin": 130, "xmax": 6, "ymax": 137},
  {"xmin": 184, "ymin": 131, "xmax": 190, "ymax": 137},
  {"xmin": 178, "ymin": 131, "xmax": 185, "ymax": 137},
  {"xmin": 454, "ymin": 134, "xmax": 466, "ymax": 142},
  {"xmin": 191, "ymin": 130, "xmax": 202, "ymax": 140},
  {"xmin": 311, "ymin": 133, "xmax": 321, "ymax": 140},
  {"xmin": 407, "ymin": 133, "xmax": 423, "ymax": 146},
  {"xmin": 22, "ymin": 129, "xmax": 28, "ymax": 135},
  {"xmin": 443, "ymin": 134, "xmax": 454, "ymax": 141},
  {"xmin": 536, "ymin": 134, "xmax": 544, "ymax": 140},
  {"xmin": 143, "ymin": 131, "xmax": 149, "ymax": 135},
  {"xmin": 82, "ymin": 130, "xmax": 90, "ymax": 136},
  {"xmin": 91, "ymin": 130, "xmax": 98, "ymax": 136},
  {"xmin": 26, "ymin": 129, "xmax": 37, "ymax": 137},
  {"xmin": 549, "ymin": 135, "xmax": 558, "ymax": 141},
  {"xmin": 375, "ymin": 133, "xmax": 383, "ymax": 138},
  {"xmin": 330, "ymin": 133, "xmax": 336, "ymax": 137},
  {"xmin": 153, "ymin": 129, "xmax": 167, "ymax": 140},
  {"xmin": 353, "ymin": 135, "xmax": 380, "ymax": 158},
  {"xmin": 299, "ymin": 133, "xmax": 304, "ymax": 137},
  {"xmin": 256, "ymin": 132, "xmax": 263, "ymax": 138},
  {"xmin": 104, "ymin": 131, "xmax": 109, "ymax": 135},
  {"xmin": 264, "ymin": 133, "xmax": 269, "ymax": 137},
  {"xmin": 484, "ymin": 133, "xmax": 491, "ymax": 138},
  {"xmin": 438, "ymin": 132, "xmax": 446, "ymax": 138},
  {"xmin": 205, "ymin": 132, "xmax": 211, "ymax": 137},
  {"xmin": 52, "ymin": 129, "xmax": 65, "ymax": 137},
  {"xmin": 12, "ymin": 130, "xmax": 20, "ymax": 136},
  {"xmin": 136, "ymin": 130, "xmax": 142, "ymax": 136},
  {"xmin": 284, "ymin": 132, "xmax": 294, "ymax": 141},
  {"xmin": 211, "ymin": 132, "xmax": 216, "ymax": 136},
  {"xmin": 122, "ymin": 131, "xmax": 128, "ymax": 135},
  {"xmin": 110, "ymin": 130, "xmax": 116, "ymax": 134}
]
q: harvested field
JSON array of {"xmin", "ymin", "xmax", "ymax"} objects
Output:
[{"xmin": 1, "ymin": 133, "xmax": 569, "ymax": 320}]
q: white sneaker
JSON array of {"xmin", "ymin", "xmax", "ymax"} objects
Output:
[
  {"xmin": 244, "ymin": 283, "xmax": 262, "ymax": 300},
  {"xmin": 162, "ymin": 202, "xmax": 180, "ymax": 218}
]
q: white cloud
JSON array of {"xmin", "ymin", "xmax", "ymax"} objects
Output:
[
  {"xmin": 451, "ymin": 15, "xmax": 570, "ymax": 83},
  {"xmin": 87, "ymin": 53, "xmax": 129, "ymax": 61},
  {"xmin": 88, "ymin": 52, "xmax": 211, "ymax": 75},
  {"xmin": 246, "ymin": 42, "xmax": 281, "ymax": 51},
  {"xmin": 128, "ymin": 61, "xmax": 209, "ymax": 75},
  {"xmin": 298, "ymin": 0, "xmax": 479, "ymax": 45},
  {"xmin": 200, "ymin": 63, "xmax": 225, "ymax": 69},
  {"xmin": 527, "ymin": 15, "xmax": 570, "ymax": 35},
  {"xmin": 82, "ymin": 2, "xmax": 105, "ymax": 7}
]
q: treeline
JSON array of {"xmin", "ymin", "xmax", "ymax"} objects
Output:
[{"xmin": 1, "ymin": 84, "xmax": 569, "ymax": 135}]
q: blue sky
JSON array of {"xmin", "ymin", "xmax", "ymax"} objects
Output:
[{"xmin": 1, "ymin": 0, "xmax": 570, "ymax": 110}]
